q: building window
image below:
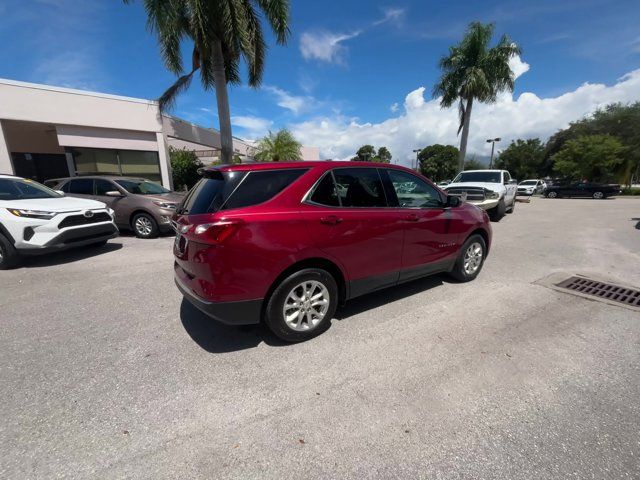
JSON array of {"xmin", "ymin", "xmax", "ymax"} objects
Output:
[{"xmin": 68, "ymin": 147, "xmax": 161, "ymax": 182}]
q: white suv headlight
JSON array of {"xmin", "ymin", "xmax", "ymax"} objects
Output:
[
  {"xmin": 7, "ymin": 208, "xmax": 57, "ymax": 219},
  {"xmin": 486, "ymin": 191, "xmax": 499, "ymax": 199}
]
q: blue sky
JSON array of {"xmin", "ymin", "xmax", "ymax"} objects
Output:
[{"xmin": 0, "ymin": 0, "xmax": 639, "ymax": 163}]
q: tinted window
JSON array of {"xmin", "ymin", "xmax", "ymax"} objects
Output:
[
  {"xmin": 68, "ymin": 178, "xmax": 94, "ymax": 195},
  {"xmin": 309, "ymin": 172, "xmax": 340, "ymax": 207},
  {"xmin": 0, "ymin": 178, "xmax": 60, "ymax": 200},
  {"xmin": 386, "ymin": 169, "xmax": 443, "ymax": 208},
  {"xmin": 178, "ymin": 170, "xmax": 246, "ymax": 215},
  {"xmin": 95, "ymin": 179, "xmax": 115, "ymax": 195},
  {"xmin": 333, "ymin": 168, "xmax": 387, "ymax": 207},
  {"xmin": 115, "ymin": 179, "xmax": 169, "ymax": 194},
  {"xmin": 223, "ymin": 169, "xmax": 308, "ymax": 210},
  {"xmin": 61, "ymin": 181, "xmax": 71, "ymax": 193}
]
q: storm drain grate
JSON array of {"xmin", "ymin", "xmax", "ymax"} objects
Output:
[{"xmin": 555, "ymin": 276, "xmax": 640, "ymax": 307}]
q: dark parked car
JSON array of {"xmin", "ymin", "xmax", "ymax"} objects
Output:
[
  {"xmin": 173, "ymin": 161, "xmax": 493, "ymax": 342},
  {"xmin": 51, "ymin": 176, "xmax": 184, "ymax": 238},
  {"xmin": 544, "ymin": 182, "xmax": 620, "ymax": 199}
]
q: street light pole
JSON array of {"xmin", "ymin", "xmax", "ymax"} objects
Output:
[
  {"xmin": 486, "ymin": 137, "xmax": 501, "ymax": 168},
  {"xmin": 412, "ymin": 149, "xmax": 421, "ymax": 171}
]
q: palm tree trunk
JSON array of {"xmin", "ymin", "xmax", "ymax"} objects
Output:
[
  {"xmin": 458, "ymin": 97, "xmax": 473, "ymax": 172},
  {"xmin": 212, "ymin": 39, "xmax": 233, "ymax": 164}
]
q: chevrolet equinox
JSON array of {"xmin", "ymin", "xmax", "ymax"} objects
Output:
[{"xmin": 173, "ymin": 161, "xmax": 492, "ymax": 342}]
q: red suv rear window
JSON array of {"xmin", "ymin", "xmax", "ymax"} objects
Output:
[{"xmin": 178, "ymin": 168, "xmax": 308, "ymax": 214}]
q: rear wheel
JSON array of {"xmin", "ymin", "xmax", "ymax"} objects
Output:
[
  {"xmin": 265, "ymin": 268, "xmax": 338, "ymax": 342},
  {"xmin": 132, "ymin": 213, "xmax": 159, "ymax": 239},
  {"xmin": 0, "ymin": 233, "xmax": 20, "ymax": 269},
  {"xmin": 592, "ymin": 191, "xmax": 604, "ymax": 199},
  {"xmin": 449, "ymin": 234, "xmax": 487, "ymax": 282},
  {"xmin": 546, "ymin": 191, "xmax": 558, "ymax": 198}
]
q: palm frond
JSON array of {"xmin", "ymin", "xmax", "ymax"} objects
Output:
[{"xmin": 158, "ymin": 68, "xmax": 197, "ymax": 112}]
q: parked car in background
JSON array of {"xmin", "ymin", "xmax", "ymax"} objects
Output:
[
  {"xmin": 173, "ymin": 161, "xmax": 492, "ymax": 342},
  {"xmin": 0, "ymin": 174, "xmax": 118, "ymax": 269},
  {"xmin": 443, "ymin": 169, "xmax": 517, "ymax": 221},
  {"xmin": 544, "ymin": 182, "xmax": 621, "ymax": 199},
  {"xmin": 50, "ymin": 176, "xmax": 184, "ymax": 238},
  {"xmin": 517, "ymin": 179, "xmax": 546, "ymax": 196}
]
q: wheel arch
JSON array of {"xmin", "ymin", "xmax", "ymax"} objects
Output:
[
  {"xmin": 263, "ymin": 257, "xmax": 348, "ymax": 315},
  {"xmin": 129, "ymin": 209, "xmax": 157, "ymax": 228},
  {"xmin": 466, "ymin": 228, "xmax": 491, "ymax": 255}
]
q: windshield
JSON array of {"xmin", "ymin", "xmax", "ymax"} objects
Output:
[
  {"xmin": 519, "ymin": 180, "xmax": 537, "ymax": 185},
  {"xmin": 115, "ymin": 179, "xmax": 169, "ymax": 195},
  {"xmin": 0, "ymin": 178, "xmax": 61, "ymax": 201},
  {"xmin": 453, "ymin": 171, "xmax": 501, "ymax": 183}
]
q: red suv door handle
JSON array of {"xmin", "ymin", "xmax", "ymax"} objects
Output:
[
  {"xmin": 406, "ymin": 213, "xmax": 420, "ymax": 222},
  {"xmin": 320, "ymin": 215, "xmax": 343, "ymax": 225}
]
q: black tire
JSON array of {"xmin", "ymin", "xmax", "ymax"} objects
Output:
[
  {"xmin": 489, "ymin": 198, "xmax": 506, "ymax": 221},
  {"xmin": 132, "ymin": 213, "xmax": 159, "ymax": 239},
  {"xmin": 0, "ymin": 233, "xmax": 20, "ymax": 270},
  {"xmin": 592, "ymin": 191, "xmax": 605, "ymax": 199},
  {"xmin": 546, "ymin": 191, "xmax": 558, "ymax": 198},
  {"xmin": 265, "ymin": 268, "xmax": 338, "ymax": 342},
  {"xmin": 449, "ymin": 234, "xmax": 487, "ymax": 282}
]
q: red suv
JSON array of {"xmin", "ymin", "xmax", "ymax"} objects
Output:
[{"xmin": 173, "ymin": 161, "xmax": 491, "ymax": 341}]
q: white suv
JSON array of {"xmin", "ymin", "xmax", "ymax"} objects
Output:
[{"xmin": 0, "ymin": 175, "xmax": 118, "ymax": 268}]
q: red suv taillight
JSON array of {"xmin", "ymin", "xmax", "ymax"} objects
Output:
[{"xmin": 191, "ymin": 219, "xmax": 243, "ymax": 245}]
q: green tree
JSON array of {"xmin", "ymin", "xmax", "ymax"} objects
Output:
[
  {"xmin": 495, "ymin": 138, "xmax": 545, "ymax": 181},
  {"xmin": 552, "ymin": 135, "xmax": 627, "ymax": 182},
  {"xmin": 254, "ymin": 129, "xmax": 302, "ymax": 162},
  {"xmin": 545, "ymin": 102, "xmax": 640, "ymax": 185},
  {"xmin": 169, "ymin": 147, "xmax": 203, "ymax": 190},
  {"xmin": 354, "ymin": 145, "xmax": 376, "ymax": 161},
  {"xmin": 464, "ymin": 157, "xmax": 484, "ymax": 170},
  {"xmin": 418, "ymin": 144, "xmax": 459, "ymax": 181},
  {"xmin": 126, "ymin": 0, "xmax": 290, "ymax": 164},
  {"xmin": 375, "ymin": 147, "xmax": 392, "ymax": 163},
  {"xmin": 433, "ymin": 22, "xmax": 521, "ymax": 171}
]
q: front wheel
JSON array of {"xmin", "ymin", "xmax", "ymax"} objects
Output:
[
  {"xmin": 592, "ymin": 191, "xmax": 604, "ymax": 199},
  {"xmin": 265, "ymin": 268, "xmax": 338, "ymax": 342},
  {"xmin": 449, "ymin": 234, "xmax": 487, "ymax": 282},
  {"xmin": 489, "ymin": 198, "xmax": 506, "ymax": 221},
  {"xmin": 0, "ymin": 233, "xmax": 20, "ymax": 270},
  {"xmin": 546, "ymin": 191, "xmax": 558, "ymax": 198},
  {"xmin": 132, "ymin": 213, "xmax": 159, "ymax": 239}
]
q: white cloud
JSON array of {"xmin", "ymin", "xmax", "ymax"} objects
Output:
[
  {"xmin": 509, "ymin": 55, "xmax": 530, "ymax": 80},
  {"xmin": 390, "ymin": 102, "xmax": 399, "ymax": 112},
  {"xmin": 264, "ymin": 85, "xmax": 315, "ymax": 115},
  {"xmin": 231, "ymin": 115, "xmax": 273, "ymax": 139},
  {"xmin": 299, "ymin": 30, "xmax": 361, "ymax": 64},
  {"xmin": 289, "ymin": 69, "xmax": 640, "ymax": 166},
  {"xmin": 373, "ymin": 7, "xmax": 406, "ymax": 26}
]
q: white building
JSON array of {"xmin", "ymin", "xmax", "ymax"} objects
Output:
[{"xmin": 0, "ymin": 78, "xmax": 320, "ymax": 188}]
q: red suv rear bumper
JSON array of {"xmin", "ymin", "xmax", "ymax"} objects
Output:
[{"xmin": 174, "ymin": 264, "xmax": 263, "ymax": 325}]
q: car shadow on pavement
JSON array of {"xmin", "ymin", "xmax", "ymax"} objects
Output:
[
  {"xmin": 181, "ymin": 275, "xmax": 448, "ymax": 353},
  {"xmin": 180, "ymin": 300, "xmax": 288, "ymax": 353},
  {"xmin": 334, "ymin": 274, "xmax": 446, "ymax": 320},
  {"xmin": 632, "ymin": 218, "xmax": 640, "ymax": 230},
  {"xmin": 19, "ymin": 242, "xmax": 123, "ymax": 268}
]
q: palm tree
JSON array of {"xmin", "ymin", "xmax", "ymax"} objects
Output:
[
  {"xmin": 433, "ymin": 22, "xmax": 521, "ymax": 172},
  {"xmin": 125, "ymin": 0, "xmax": 290, "ymax": 163},
  {"xmin": 254, "ymin": 129, "xmax": 302, "ymax": 162}
]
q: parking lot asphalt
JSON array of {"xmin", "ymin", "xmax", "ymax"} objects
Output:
[{"xmin": 2, "ymin": 197, "xmax": 640, "ymax": 479}]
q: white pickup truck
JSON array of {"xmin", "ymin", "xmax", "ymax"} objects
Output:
[{"xmin": 443, "ymin": 169, "xmax": 517, "ymax": 221}]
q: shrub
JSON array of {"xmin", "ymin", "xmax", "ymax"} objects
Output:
[{"xmin": 170, "ymin": 147, "xmax": 203, "ymax": 191}]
